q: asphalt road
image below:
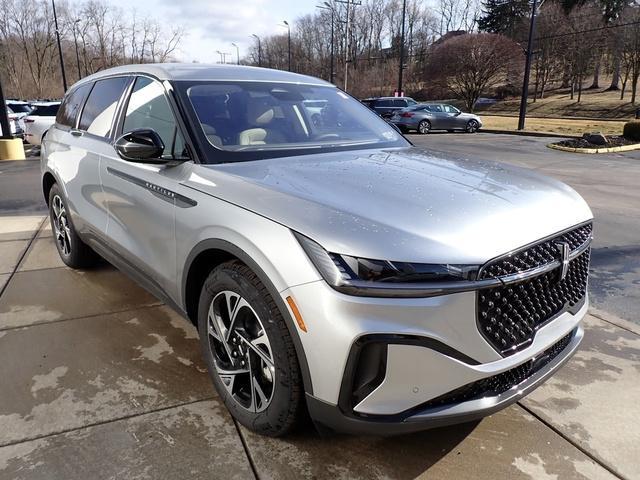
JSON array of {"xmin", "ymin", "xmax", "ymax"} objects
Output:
[
  {"xmin": 408, "ymin": 132, "xmax": 640, "ymax": 324},
  {"xmin": 1, "ymin": 134, "xmax": 638, "ymax": 323}
]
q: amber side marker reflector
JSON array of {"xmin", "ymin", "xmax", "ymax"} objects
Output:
[{"xmin": 286, "ymin": 296, "xmax": 307, "ymax": 332}]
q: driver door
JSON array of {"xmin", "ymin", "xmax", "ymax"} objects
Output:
[{"xmin": 100, "ymin": 76, "xmax": 193, "ymax": 295}]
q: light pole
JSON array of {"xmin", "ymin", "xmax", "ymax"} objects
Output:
[
  {"xmin": 231, "ymin": 43, "xmax": 240, "ymax": 65},
  {"xmin": 72, "ymin": 19, "xmax": 81, "ymax": 80},
  {"xmin": 0, "ymin": 69, "xmax": 11, "ymax": 139},
  {"xmin": 518, "ymin": 0, "xmax": 538, "ymax": 130},
  {"xmin": 317, "ymin": 3, "xmax": 335, "ymax": 84},
  {"xmin": 335, "ymin": 0, "xmax": 360, "ymax": 92},
  {"xmin": 251, "ymin": 34, "xmax": 262, "ymax": 67},
  {"xmin": 216, "ymin": 51, "xmax": 231, "ymax": 64},
  {"xmin": 281, "ymin": 21, "xmax": 291, "ymax": 71},
  {"xmin": 51, "ymin": 0, "xmax": 67, "ymax": 91},
  {"xmin": 397, "ymin": 0, "xmax": 406, "ymax": 97}
]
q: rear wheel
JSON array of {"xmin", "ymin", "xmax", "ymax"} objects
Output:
[
  {"xmin": 418, "ymin": 120, "xmax": 431, "ymax": 134},
  {"xmin": 466, "ymin": 120, "xmax": 480, "ymax": 133},
  {"xmin": 48, "ymin": 184, "xmax": 99, "ymax": 268},
  {"xmin": 197, "ymin": 260, "xmax": 303, "ymax": 436}
]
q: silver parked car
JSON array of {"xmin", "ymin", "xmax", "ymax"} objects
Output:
[
  {"xmin": 390, "ymin": 103, "xmax": 482, "ymax": 134},
  {"xmin": 41, "ymin": 64, "xmax": 592, "ymax": 436}
]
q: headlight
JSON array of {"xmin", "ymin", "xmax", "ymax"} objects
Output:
[{"xmin": 294, "ymin": 232, "xmax": 481, "ymax": 298}]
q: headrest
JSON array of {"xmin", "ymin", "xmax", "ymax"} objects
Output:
[{"xmin": 247, "ymin": 100, "xmax": 274, "ymax": 126}]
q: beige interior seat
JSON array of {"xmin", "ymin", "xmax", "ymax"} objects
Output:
[{"xmin": 239, "ymin": 101, "xmax": 284, "ymax": 145}]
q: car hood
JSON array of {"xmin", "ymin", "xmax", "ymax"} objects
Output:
[{"xmin": 185, "ymin": 147, "xmax": 592, "ymax": 264}]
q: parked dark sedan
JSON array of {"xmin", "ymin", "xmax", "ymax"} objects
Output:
[
  {"xmin": 361, "ymin": 96, "xmax": 417, "ymax": 118},
  {"xmin": 390, "ymin": 103, "xmax": 482, "ymax": 134}
]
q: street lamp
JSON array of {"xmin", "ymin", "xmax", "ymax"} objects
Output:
[
  {"xmin": 251, "ymin": 34, "xmax": 262, "ymax": 67},
  {"xmin": 316, "ymin": 2, "xmax": 335, "ymax": 84},
  {"xmin": 72, "ymin": 19, "xmax": 82, "ymax": 80},
  {"xmin": 397, "ymin": 0, "xmax": 406, "ymax": 97},
  {"xmin": 51, "ymin": 0, "xmax": 67, "ymax": 91},
  {"xmin": 231, "ymin": 42, "xmax": 240, "ymax": 65},
  {"xmin": 280, "ymin": 21, "xmax": 291, "ymax": 72}
]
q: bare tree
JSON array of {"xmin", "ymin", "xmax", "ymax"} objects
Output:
[{"xmin": 428, "ymin": 32, "xmax": 522, "ymax": 111}]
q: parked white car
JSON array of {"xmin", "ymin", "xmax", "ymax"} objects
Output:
[
  {"xmin": 24, "ymin": 102, "xmax": 60, "ymax": 145},
  {"xmin": 6, "ymin": 100, "xmax": 32, "ymax": 132},
  {"xmin": 1, "ymin": 106, "xmax": 21, "ymax": 137}
]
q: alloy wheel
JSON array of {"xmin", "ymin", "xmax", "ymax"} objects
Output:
[
  {"xmin": 207, "ymin": 290, "xmax": 275, "ymax": 413},
  {"xmin": 466, "ymin": 120, "xmax": 479, "ymax": 133},
  {"xmin": 418, "ymin": 120, "xmax": 431, "ymax": 134},
  {"xmin": 51, "ymin": 194, "xmax": 72, "ymax": 256}
]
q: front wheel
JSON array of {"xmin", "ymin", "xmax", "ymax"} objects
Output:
[
  {"xmin": 418, "ymin": 120, "xmax": 431, "ymax": 134},
  {"xmin": 466, "ymin": 120, "xmax": 480, "ymax": 133},
  {"xmin": 197, "ymin": 261, "xmax": 303, "ymax": 436}
]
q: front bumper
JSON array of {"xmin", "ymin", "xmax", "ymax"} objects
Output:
[
  {"xmin": 306, "ymin": 324, "xmax": 582, "ymax": 435},
  {"xmin": 283, "ymin": 277, "xmax": 587, "ymax": 435}
]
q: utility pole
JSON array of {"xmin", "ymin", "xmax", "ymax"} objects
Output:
[
  {"xmin": 282, "ymin": 21, "xmax": 291, "ymax": 71},
  {"xmin": 316, "ymin": 3, "xmax": 335, "ymax": 84},
  {"xmin": 518, "ymin": 0, "xmax": 538, "ymax": 130},
  {"xmin": 231, "ymin": 43, "xmax": 240, "ymax": 65},
  {"xmin": 0, "ymin": 74, "xmax": 11, "ymax": 139},
  {"xmin": 335, "ymin": 0, "xmax": 360, "ymax": 92},
  {"xmin": 251, "ymin": 34, "xmax": 262, "ymax": 67},
  {"xmin": 72, "ymin": 19, "xmax": 81, "ymax": 80},
  {"xmin": 51, "ymin": 0, "xmax": 67, "ymax": 92},
  {"xmin": 397, "ymin": 0, "xmax": 406, "ymax": 97}
]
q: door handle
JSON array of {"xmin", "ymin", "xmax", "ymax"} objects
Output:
[{"xmin": 70, "ymin": 129, "xmax": 83, "ymax": 137}]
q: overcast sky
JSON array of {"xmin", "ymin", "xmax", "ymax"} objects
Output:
[{"xmin": 108, "ymin": 0, "xmax": 320, "ymax": 63}]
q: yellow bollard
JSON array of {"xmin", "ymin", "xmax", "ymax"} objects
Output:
[{"xmin": 0, "ymin": 138, "xmax": 26, "ymax": 161}]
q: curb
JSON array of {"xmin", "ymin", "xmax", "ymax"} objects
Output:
[
  {"xmin": 480, "ymin": 113, "xmax": 630, "ymax": 123},
  {"xmin": 480, "ymin": 129, "xmax": 580, "ymax": 139},
  {"xmin": 547, "ymin": 142, "xmax": 640, "ymax": 154}
]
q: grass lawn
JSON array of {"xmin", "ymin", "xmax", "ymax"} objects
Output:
[{"xmin": 482, "ymin": 115, "xmax": 627, "ymax": 136}]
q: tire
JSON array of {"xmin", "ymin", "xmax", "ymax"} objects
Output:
[
  {"xmin": 197, "ymin": 260, "xmax": 303, "ymax": 436},
  {"xmin": 447, "ymin": 129, "xmax": 455, "ymax": 133},
  {"xmin": 466, "ymin": 120, "xmax": 479, "ymax": 133},
  {"xmin": 48, "ymin": 183, "xmax": 100, "ymax": 268},
  {"xmin": 418, "ymin": 120, "xmax": 431, "ymax": 134}
]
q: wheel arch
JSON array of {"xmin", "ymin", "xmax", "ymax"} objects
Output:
[
  {"xmin": 42, "ymin": 170, "xmax": 58, "ymax": 206},
  {"xmin": 182, "ymin": 238, "xmax": 314, "ymax": 395}
]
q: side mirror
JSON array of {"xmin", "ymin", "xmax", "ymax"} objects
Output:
[{"xmin": 115, "ymin": 129, "xmax": 166, "ymax": 163}]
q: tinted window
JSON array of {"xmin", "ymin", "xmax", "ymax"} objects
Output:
[
  {"xmin": 79, "ymin": 77, "xmax": 129, "ymax": 137},
  {"xmin": 393, "ymin": 99, "xmax": 406, "ymax": 107},
  {"xmin": 427, "ymin": 104, "xmax": 443, "ymax": 113},
  {"xmin": 406, "ymin": 98, "xmax": 417, "ymax": 106},
  {"xmin": 30, "ymin": 105, "xmax": 60, "ymax": 116},
  {"xmin": 443, "ymin": 104, "xmax": 460, "ymax": 113},
  {"xmin": 377, "ymin": 99, "xmax": 394, "ymax": 107},
  {"xmin": 56, "ymin": 83, "xmax": 92, "ymax": 128},
  {"xmin": 123, "ymin": 77, "xmax": 185, "ymax": 157},
  {"xmin": 7, "ymin": 103, "xmax": 31, "ymax": 113}
]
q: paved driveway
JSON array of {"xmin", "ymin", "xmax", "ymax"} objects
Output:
[{"xmin": 0, "ymin": 142, "xmax": 638, "ymax": 479}]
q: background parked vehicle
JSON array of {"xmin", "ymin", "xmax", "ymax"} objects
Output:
[
  {"xmin": 6, "ymin": 100, "xmax": 32, "ymax": 132},
  {"xmin": 2, "ymin": 106, "xmax": 19, "ymax": 137},
  {"xmin": 390, "ymin": 103, "xmax": 482, "ymax": 134},
  {"xmin": 361, "ymin": 97, "xmax": 417, "ymax": 118},
  {"xmin": 23, "ymin": 102, "xmax": 60, "ymax": 145}
]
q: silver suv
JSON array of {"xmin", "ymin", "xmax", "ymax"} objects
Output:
[{"xmin": 41, "ymin": 64, "xmax": 593, "ymax": 436}]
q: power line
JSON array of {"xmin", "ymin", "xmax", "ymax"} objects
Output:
[{"xmin": 535, "ymin": 18, "xmax": 640, "ymax": 41}]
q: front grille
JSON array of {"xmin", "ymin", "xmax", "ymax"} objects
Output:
[
  {"xmin": 422, "ymin": 331, "xmax": 574, "ymax": 410},
  {"xmin": 477, "ymin": 223, "xmax": 591, "ymax": 356},
  {"xmin": 478, "ymin": 223, "xmax": 592, "ymax": 279}
]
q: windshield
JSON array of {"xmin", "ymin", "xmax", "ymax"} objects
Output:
[{"xmin": 178, "ymin": 81, "xmax": 408, "ymax": 162}]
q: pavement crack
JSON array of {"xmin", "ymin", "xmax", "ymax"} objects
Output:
[
  {"xmin": 0, "ymin": 396, "xmax": 216, "ymax": 450},
  {"xmin": 232, "ymin": 419, "xmax": 261, "ymax": 480},
  {"xmin": 516, "ymin": 403, "xmax": 628, "ymax": 480}
]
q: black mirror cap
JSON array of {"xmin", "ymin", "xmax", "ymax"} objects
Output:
[{"xmin": 115, "ymin": 129, "xmax": 166, "ymax": 163}]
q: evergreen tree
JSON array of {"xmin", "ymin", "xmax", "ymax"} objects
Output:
[{"xmin": 477, "ymin": 0, "xmax": 532, "ymax": 38}]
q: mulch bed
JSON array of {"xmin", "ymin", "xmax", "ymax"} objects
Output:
[{"xmin": 555, "ymin": 136, "xmax": 637, "ymax": 149}]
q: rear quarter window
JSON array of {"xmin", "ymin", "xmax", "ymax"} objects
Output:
[
  {"xmin": 56, "ymin": 83, "xmax": 92, "ymax": 128},
  {"xmin": 30, "ymin": 105, "xmax": 60, "ymax": 116}
]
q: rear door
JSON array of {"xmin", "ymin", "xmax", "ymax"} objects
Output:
[
  {"xmin": 442, "ymin": 104, "xmax": 462, "ymax": 129},
  {"xmin": 100, "ymin": 76, "xmax": 193, "ymax": 295}
]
